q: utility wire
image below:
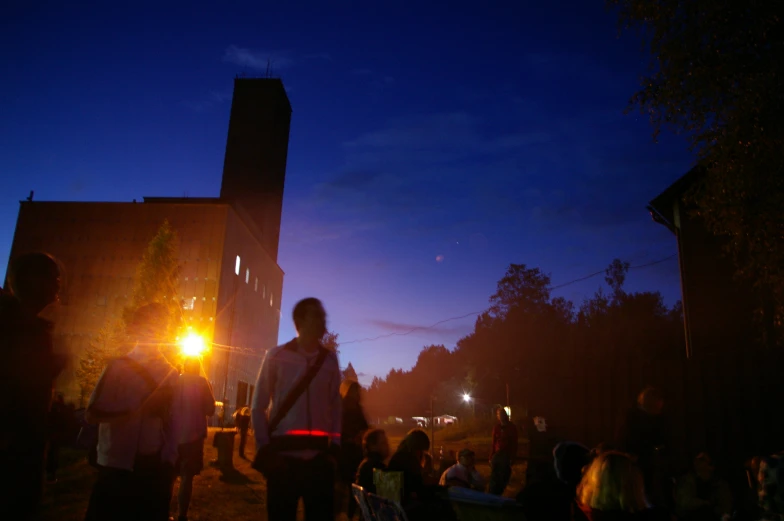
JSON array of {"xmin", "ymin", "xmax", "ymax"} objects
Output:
[
  {"xmin": 202, "ymin": 254, "xmax": 677, "ymax": 350},
  {"xmin": 339, "ymin": 254, "xmax": 677, "ymax": 345}
]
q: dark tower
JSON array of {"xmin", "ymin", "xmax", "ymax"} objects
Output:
[{"xmin": 220, "ymin": 78, "xmax": 292, "ymax": 260}]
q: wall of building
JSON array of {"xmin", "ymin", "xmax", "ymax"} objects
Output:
[
  {"xmin": 669, "ymin": 200, "xmax": 784, "ymax": 464},
  {"xmin": 7, "ymin": 200, "xmax": 230, "ymax": 404},
  {"xmin": 211, "ymin": 206, "xmax": 284, "ymax": 412},
  {"xmin": 220, "ymin": 78, "xmax": 291, "ymax": 261}
]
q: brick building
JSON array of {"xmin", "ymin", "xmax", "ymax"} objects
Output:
[{"xmin": 5, "ymin": 78, "xmax": 292, "ymax": 411}]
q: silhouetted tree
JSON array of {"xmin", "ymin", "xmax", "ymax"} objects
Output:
[
  {"xmin": 489, "ymin": 264, "xmax": 551, "ymax": 319},
  {"xmin": 75, "ymin": 321, "xmax": 125, "ymax": 407},
  {"xmin": 77, "ymin": 220, "xmax": 184, "ymax": 398},
  {"xmin": 608, "ymin": 0, "xmax": 784, "ymax": 332},
  {"xmin": 123, "ymin": 220, "xmax": 182, "ymax": 361},
  {"xmin": 322, "ymin": 330, "xmax": 340, "ymax": 354},
  {"xmin": 343, "ymin": 362, "xmax": 358, "ymax": 382},
  {"xmin": 363, "ymin": 258, "xmax": 685, "ymax": 445}
]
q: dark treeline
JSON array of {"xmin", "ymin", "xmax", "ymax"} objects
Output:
[{"xmin": 364, "ymin": 259, "xmax": 685, "ymax": 451}]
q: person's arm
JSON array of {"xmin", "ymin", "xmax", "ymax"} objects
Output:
[
  {"xmin": 202, "ymin": 378, "xmax": 216, "ymax": 416},
  {"xmin": 329, "ymin": 354, "xmax": 342, "ymax": 447},
  {"xmin": 490, "ymin": 425, "xmax": 499, "ymax": 459},
  {"xmin": 510, "ymin": 423, "xmax": 519, "ymax": 458},
  {"xmin": 251, "ymin": 350, "xmax": 275, "ymax": 449}
]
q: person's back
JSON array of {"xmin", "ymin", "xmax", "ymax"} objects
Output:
[
  {"xmin": 172, "ymin": 368, "xmax": 215, "ymax": 446},
  {"xmin": 357, "ymin": 454, "xmax": 387, "ymax": 492},
  {"xmin": 388, "ymin": 445, "xmax": 427, "ymax": 502},
  {"xmin": 84, "ymin": 303, "xmax": 179, "ymax": 521},
  {"xmin": 518, "ymin": 441, "xmax": 591, "ymax": 521},
  {"xmin": 171, "ymin": 358, "xmax": 215, "ymax": 521}
]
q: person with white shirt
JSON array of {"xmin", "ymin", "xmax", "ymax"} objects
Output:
[
  {"xmin": 440, "ymin": 448, "xmax": 486, "ymax": 491},
  {"xmin": 171, "ymin": 357, "xmax": 215, "ymax": 521},
  {"xmin": 84, "ymin": 303, "xmax": 179, "ymax": 521},
  {"xmin": 251, "ymin": 297, "xmax": 342, "ymax": 521}
]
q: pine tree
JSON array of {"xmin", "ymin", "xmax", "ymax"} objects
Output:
[
  {"xmin": 74, "ymin": 320, "xmax": 126, "ymax": 407},
  {"xmin": 122, "ymin": 219, "xmax": 183, "ymax": 361},
  {"xmin": 76, "ymin": 220, "xmax": 184, "ymax": 402},
  {"xmin": 343, "ymin": 362, "xmax": 358, "ymax": 382}
]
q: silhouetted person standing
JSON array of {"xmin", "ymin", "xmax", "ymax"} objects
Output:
[
  {"xmin": 616, "ymin": 387, "xmax": 671, "ymax": 510},
  {"xmin": 252, "ymin": 298, "xmax": 342, "ymax": 521},
  {"xmin": 84, "ymin": 303, "xmax": 179, "ymax": 521},
  {"xmin": 234, "ymin": 407, "xmax": 251, "ymax": 459},
  {"xmin": 172, "ymin": 357, "xmax": 215, "ymax": 521},
  {"xmin": 489, "ymin": 407, "xmax": 518, "ymax": 495},
  {"xmin": 0, "ymin": 252, "xmax": 65, "ymax": 520},
  {"xmin": 339, "ymin": 379, "xmax": 369, "ymax": 518}
]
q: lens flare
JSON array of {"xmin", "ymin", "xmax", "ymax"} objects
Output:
[{"xmin": 180, "ymin": 333, "xmax": 206, "ymax": 357}]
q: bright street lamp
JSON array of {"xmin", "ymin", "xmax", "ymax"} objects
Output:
[
  {"xmin": 463, "ymin": 393, "xmax": 472, "ymax": 403},
  {"xmin": 180, "ymin": 332, "xmax": 206, "ymax": 357}
]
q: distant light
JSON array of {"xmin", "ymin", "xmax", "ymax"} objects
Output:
[
  {"xmin": 180, "ymin": 333, "xmax": 206, "ymax": 357},
  {"xmin": 436, "ymin": 255, "xmax": 444, "ymax": 263},
  {"xmin": 504, "ymin": 406, "xmax": 512, "ymax": 421},
  {"xmin": 463, "ymin": 393, "xmax": 471, "ymax": 403},
  {"xmin": 235, "ymin": 255, "xmax": 241, "ymax": 275}
]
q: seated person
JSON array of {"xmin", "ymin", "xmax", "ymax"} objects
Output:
[
  {"xmin": 355, "ymin": 429, "xmax": 390, "ymax": 494},
  {"xmin": 440, "ymin": 448, "xmax": 486, "ymax": 491},
  {"xmin": 423, "ymin": 451, "xmax": 438, "ymax": 484},
  {"xmin": 516, "ymin": 441, "xmax": 590, "ymax": 521},
  {"xmin": 388, "ymin": 429, "xmax": 457, "ymax": 521},
  {"xmin": 675, "ymin": 453, "xmax": 732, "ymax": 521}
]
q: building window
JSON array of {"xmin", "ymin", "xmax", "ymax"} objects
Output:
[
  {"xmin": 254, "ymin": 278, "xmax": 258, "ymax": 292},
  {"xmin": 269, "ymin": 292, "xmax": 273, "ymax": 307},
  {"xmin": 245, "ymin": 268, "xmax": 250, "ymax": 284},
  {"xmin": 183, "ymin": 298, "xmax": 195, "ymax": 310},
  {"xmin": 235, "ymin": 255, "xmax": 241, "ymax": 275}
]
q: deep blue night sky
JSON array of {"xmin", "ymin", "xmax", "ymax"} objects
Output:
[{"xmin": 1, "ymin": 1, "xmax": 694, "ymax": 385}]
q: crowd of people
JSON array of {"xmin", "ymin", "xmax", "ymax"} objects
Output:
[{"xmin": 1, "ymin": 251, "xmax": 784, "ymax": 521}]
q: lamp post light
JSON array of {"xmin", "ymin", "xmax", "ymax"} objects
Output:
[{"xmin": 463, "ymin": 393, "xmax": 475, "ymax": 417}]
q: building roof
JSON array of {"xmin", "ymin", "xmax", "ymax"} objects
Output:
[
  {"xmin": 142, "ymin": 197, "xmax": 224, "ymax": 204},
  {"xmin": 648, "ymin": 166, "xmax": 704, "ymax": 231}
]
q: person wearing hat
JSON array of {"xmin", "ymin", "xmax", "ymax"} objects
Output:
[{"xmin": 439, "ymin": 448, "xmax": 486, "ymax": 491}]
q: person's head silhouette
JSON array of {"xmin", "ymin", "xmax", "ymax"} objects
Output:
[{"xmin": 7, "ymin": 252, "xmax": 61, "ymax": 314}]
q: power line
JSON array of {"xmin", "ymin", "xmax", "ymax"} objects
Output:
[{"xmin": 340, "ymin": 254, "xmax": 677, "ymax": 346}]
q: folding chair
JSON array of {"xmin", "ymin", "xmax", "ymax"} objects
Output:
[
  {"xmin": 366, "ymin": 492, "xmax": 410, "ymax": 521},
  {"xmin": 351, "ymin": 483, "xmax": 375, "ymax": 521}
]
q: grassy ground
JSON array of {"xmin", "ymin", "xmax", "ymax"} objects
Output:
[{"xmin": 40, "ymin": 428, "xmax": 528, "ymax": 520}]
